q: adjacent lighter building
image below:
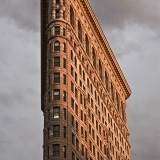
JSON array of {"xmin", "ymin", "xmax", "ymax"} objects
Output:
[{"xmin": 41, "ymin": 0, "xmax": 131, "ymax": 160}]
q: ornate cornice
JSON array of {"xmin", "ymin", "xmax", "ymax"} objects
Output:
[{"xmin": 80, "ymin": 0, "xmax": 131, "ymax": 99}]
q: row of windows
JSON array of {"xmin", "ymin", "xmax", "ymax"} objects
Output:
[
  {"xmin": 48, "ymin": 72, "xmax": 66, "ymax": 85},
  {"xmin": 49, "ymin": 41, "xmax": 66, "ymax": 53},
  {"xmin": 47, "ymin": 125, "xmax": 66, "ymax": 139},
  {"xmin": 47, "ymin": 144, "xmax": 66, "ymax": 158},
  {"xmin": 48, "ymin": 89, "xmax": 66, "ymax": 102},
  {"xmin": 47, "ymin": 107, "xmax": 66, "ymax": 120},
  {"xmin": 48, "ymin": 57, "xmax": 66, "ymax": 69},
  {"xmin": 70, "ymin": 50, "xmax": 125, "ymax": 122}
]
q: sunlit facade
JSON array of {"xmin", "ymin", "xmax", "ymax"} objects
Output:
[{"xmin": 41, "ymin": 0, "xmax": 131, "ymax": 160}]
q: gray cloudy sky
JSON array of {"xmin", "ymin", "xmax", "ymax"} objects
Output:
[{"xmin": 0, "ymin": 0, "xmax": 159, "ymax": 160}]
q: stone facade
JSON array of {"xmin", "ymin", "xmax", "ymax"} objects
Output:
[{"xmin": 41, "ymin": 0, "xmax": 131, "ymax": 160}]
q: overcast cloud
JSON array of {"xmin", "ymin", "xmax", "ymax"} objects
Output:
[{"xmin": 0, "ymin": 0, "xmax": 160, "ymax": 160}]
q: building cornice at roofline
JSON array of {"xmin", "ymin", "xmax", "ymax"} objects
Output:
[{"xmin": 80, "ymin": 0, "xmax": 131, "ymax": 99}]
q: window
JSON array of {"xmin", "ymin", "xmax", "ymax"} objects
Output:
[
  {"xmin": 54, "ymin": 41, "xmax": 60, "ymax": 51},
  {"xmin": 63, "ymin": 90, "xmax": 66, "ymax": 102},
  {"xmin": 54, "ymin": 73, "xmax": 60, "ymax": 83},
  {"xmin": 74, "ymin": 56, "xmax": 77, "ymax": 67},
  {"xmin": 63, "ymin": 11, "xmax": 65, "ymax": 20},
  {"xmin": 55, "ymin": 26, "xmax": 60, "ymax": 35},
  {"xmin": 53, "ymin": 107, "xmax": 60, "ymax": 118},
  {"xmin": 79, "ymin": 65, "xmax": 82, "ymax": 75},
  {"xmin": 71, "ymin": 66, "xmax": 74, "ymax": 76},
  {"xmin": 63, "ymin": 126, "xmax": 66, "ymax": 138},
  {"xmin": 92, "ymin": 48, "xmax": 96, "ymax": 68},
  {"xmin": 78, "ymin": 20, "xmax": 82, "ymax": 43},
  {"xmin": 63, "ymin": 58, "xmax": 66, "ymax": 68},
  {"xmin": 105, "ymin": 72, "xmax": 108, "ymax": 91},
  {"xmin": 85, "ymin": 35, "xmax": 89, "ymax": 56},
  {"xmin": 71, "ymin": 115, "xmax": 74, "ymax": 126},
  {"xmin": 48, "ymin": 128, "xmax": 50, "ymax": 139},
  {"xmin": 99, "ymin": 60, "xmax": 102, "ymax": 80},
  {"xmin": 54, "ymin": 57, "xmax": 60, "ymax": 67},
  {"xmin": 55, "ymin": 10, "xmax": 60, "ymax": 18},
  {"xmin": 71, "ymin": 50, "xmax": 73, "ymax": 61},
  {"xmin": 63, "ymin": 108, "xmax": 66, "ymax": 120},
  {"xmin": 63, "ymin": 146, "xmax": 66, "ymax": 158},
  {"xmin": 63, "ymin": 28, "xmax": 66, "ymax": 36},
  {"xmin": 49, "ymin": 43, "xmax": 52, "ymax": 53},
  {"xmin": 53, "ymin": 125, "xmax": 60, "ymax": 137},
  {"xmin": 63, "ymin": 43, "xmax": 66, "ymax": 53},
  {"xmin": 63, "ymin": 74, "xmax": 66, "ymax": 85},
  {"xmin": 72, "ymin": 133, "xmax": 75, "ymax": 145},
  {"xmin": 54, "ymin": 89, "xmax": 60, "ymax": 100},
  {"xmin": 121, "ymin": 102, "xmax": 125, "ymax": 121},
  {"xmin": 82, "ymin": 144, "xmax": 84, "ymax": 156},
  {"xmin": 76, "ymin": 121, "xmax": 78, "ymax": 132},
  {"xmin": 76, "ymin": 138, "xmax": 79, "ymax": 151},
  {"xmin": 72, "ymin": 152, "xmax": 75, "ymax": 160},
  {"xmin": 116, "ymin": 92, "xmax": 120, "ymax": 111},
  {"xmin": 53, "ymin": 144, "xmax": 60, "ymax": 157},
  {"xmin": 56, "ymin": 0, "xmax": 60, "ymax": 4},
  {"xmin": 47, "ymin": 109, "xmax": 50, "ymax": 120},
  {"xmin": 48, "ymin": 92, "xmax": 51, "ymax": 102},
  {"xmin": 111, "ymin": 82, "xmax": 114, "ymax": 101},
  {"xmin": 71, "ymin": 82, "xmax": 74, "ymax": 93},
  {"xmin": 70, "ymin": 6, "xmax": 75, "ymax": 28},
  {"xmin": 75, "ymin": 104, "xmax": 78, "ymax": 115}
]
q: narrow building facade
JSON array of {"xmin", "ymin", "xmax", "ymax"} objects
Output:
[{"xmin": 41, "ymin": 0, "xmax": 131, "ymax": 160}]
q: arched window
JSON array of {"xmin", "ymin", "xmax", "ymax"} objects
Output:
[
  {"xmin": 78, "ymin": 21, "xmax": 82, "ymax": 43},
  {"xmin": 105, "ymin": 72, "xmax": 108, "ymax": 91},
  {"xmin": 85, "ymin": 35, "xmax": 89, "ymax": 56},
  {"xmin": 70, "ymin": 6, "xmax": 74, "ymax": 28},
  {"xmin": 99, "ymin": 60, "xmax": 102, "ymax": 80},
  {"xmin": 92, "ymin": 48, "xmax": 96, "ymax": 68},
  {"xmin": 116, "ymin": 92, "xmax": 120, "ymax": 111},
  {"xmin": 54, "ymin": 41, "xmax": 60, "ymax": 51},
  {"xmin": 111, "ymin": 82, "xmax": 114, "ymax": 101}
]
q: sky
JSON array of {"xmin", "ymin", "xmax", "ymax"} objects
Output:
[{"xmin": 0, "ymin": 0, "xmax": 159, "ymax": 160}]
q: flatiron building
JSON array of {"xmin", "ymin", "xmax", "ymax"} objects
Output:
[{"xmin": 41, "ymin": 0, "xmax": 132, "ymax": 160}]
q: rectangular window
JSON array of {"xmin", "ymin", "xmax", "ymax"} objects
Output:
[
  {"xmin": 75, "ymin": 104, "xmax": 78, "ymax": 115},
  {"xmin": 54, "ymin": 73, "xmax": 60, "ymax": 83},
  {"xmin": 53, "ymin": 144, "xmax": 60, "ymax": 157},
  {"xmin": 76, "ymin": 121, "xmax": 78, "ymax": 133},
  {"xmin": 63, "ymin": 90, "xmax": 66, "ymax": 102},
  {"xmin": 54, "ymin": 57, "xmax": 60, "ymax": 67},
  {"xmin": 56, "ymin": 10, "xmax": 60, "ymax": 18},
  {"xmin": 53, "ymin": 107, "xmax": 60, "ymax": 118},
  {"xmin": 72, "ymin": 152, "xmax": 75, "ymax": 160},
  {"xmin": 75, "ymin": 88, "xmax": 78, "ymax": 99},
  {"xmin": 55, "ymin": 26, "xmax": 60, "ymax": 35},
  {"xmin": 76, "ymin": 138, "xmax": 79, "ymax": 151},
  {"xmin": 71, "ymin": 66, "xmax": 74, "ymax": 76},
  {"xmin": 72, "ymin": 133, "xmax": 75, "ymax": 145},
  {"xmin": 63, "ymin": 108, "xmax": 66, "ymax": 120},
  {"xmin": 63, "ymin": 146, "xmax": 66, "ymax": 158},
  {"xmin": 63, "ymin": 58, "xmax": 66, "ymax": 68},
  {"xmin": 75, "ymin": 72, "xmax": 77, "ymax": 83},
  {"xmin": 63, "ymin": 126, "xmax": 66, "ymax": 138},
  {"xmin": 71, "ymin": 115, "xmax": 74, "ymax": 127},
  {"xmin": 53, "ymin": 125, "xmax": 60, "ymax": 137},
  {"xmin": 82, "ymin": 144, "xmax": 84, "ymax": 156},
  {"xmin": 54, "ymin": 89, "xmax": 60, "ymax": 100},
  {"xmin": 71, "ymin": 81, "xmax": 74, "ymax": 93},
  {"xmin": 63, "ymin": 74, "xmax": 66, "ymax": 84}
]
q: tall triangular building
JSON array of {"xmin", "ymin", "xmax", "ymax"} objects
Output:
[{"xmin": 41, "ymin": 0, "xmax": 131, "ymax": 160}]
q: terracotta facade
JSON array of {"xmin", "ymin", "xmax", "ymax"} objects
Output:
[{"xmin": 41, "ymin": 0, "xmax": 131, "ymax": 160}]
